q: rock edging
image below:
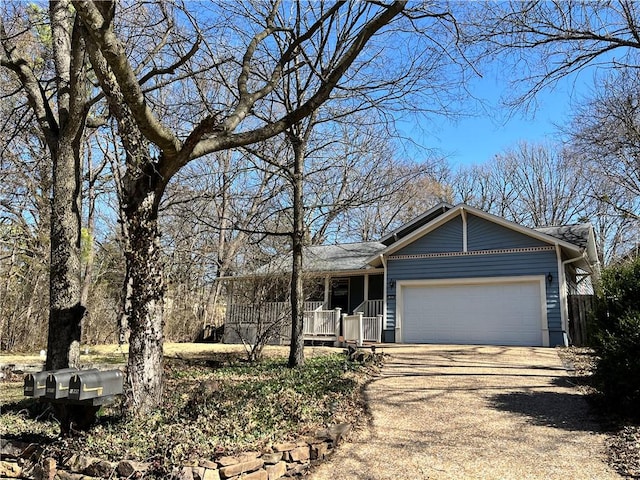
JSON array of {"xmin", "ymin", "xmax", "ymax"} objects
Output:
[{"xmin": 0, "ymin": 423, "xmax": 351, "ymax": 479}]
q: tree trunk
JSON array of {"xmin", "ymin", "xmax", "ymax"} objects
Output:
[
  {"xmin": 288, "ymin": 142, "xmax": 305, "ymax": 367},
  {"xmin": 46, "ymin": 140, "xmax": 83, "ymax": 370},
  {"xmin": 122, "ymin": 185, "xmax": 165, "ymax": 414}
]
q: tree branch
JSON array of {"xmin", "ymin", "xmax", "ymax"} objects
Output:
[
  {"xmin": 189, "ymin": 1, "xmax": 406, "ymax": 159},
  {"xmin": 0, "ymin": 18, "xmax": 59, "ymax": 152},
  {"xmin": 72, "ymin": 0, "xmax": 182, "ymax": 158}
]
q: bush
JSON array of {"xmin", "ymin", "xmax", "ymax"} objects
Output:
[
  {"xmin": 591, "ymin": 257, "xmax": 640, "ymax": 418},
  {"xmin": 593, "ymin": 313, "xmax": 640, "ymax": 417},
  {"xmin": 591, "ymin": 257, "xmax": 640, "ymax": 338}
]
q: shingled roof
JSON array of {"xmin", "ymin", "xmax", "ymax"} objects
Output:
[
  {"xmin": 255, "ymin": 241, "xmax": 386, "ymax": 275},
  {"xmin": 251, "ymin": 216, "xmax": 597, "ymax": 278},
  {"xmin": 535, "ymin": 224, "xmax": 592, "ymax": 249}
]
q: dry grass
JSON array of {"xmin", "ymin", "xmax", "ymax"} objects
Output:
[
  {"xmin": 0, "ymin": 343, "xmax": 370, "ymax": 477},
  {"xmin": 0, "ymin": 343, "xmax": 336, "ymax": 367},
  {"xmin": 0, "ymin": 343, "xmax": 339, "ymax": 408}
]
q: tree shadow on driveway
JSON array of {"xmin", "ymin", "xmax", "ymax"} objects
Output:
[{"xmin": 489, "ymin": 390, "xmax": 606, "ymax": 433}]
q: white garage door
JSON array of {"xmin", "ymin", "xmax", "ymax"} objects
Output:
[{"xmin": 401, "ymin": 279, "xmax": 544, "ymax": 346}]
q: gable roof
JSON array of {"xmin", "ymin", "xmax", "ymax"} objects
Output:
[
  {"xmin": 368, "ymin": 203, "xmax": 597, "ymax": 269},
  {"xmin": 380, "ymin": 202, "xmax": 454, "ymax": 245},
  {"xmin": 235, "ymin": 204, "xmax": 599, "ymax": 279}
]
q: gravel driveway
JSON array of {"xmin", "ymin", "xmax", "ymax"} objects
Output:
[{"xmin": 310, "ymin": 345, "xmax": 620, "ymax": 480}]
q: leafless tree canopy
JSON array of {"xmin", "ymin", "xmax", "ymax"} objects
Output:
[{"xmin": 463, "ymin": 1, "xmax": 640, "ymax": 109}]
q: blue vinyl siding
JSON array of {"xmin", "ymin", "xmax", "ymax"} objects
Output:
[
  {"xmin": 394, "ymin": 216, "xmax": 463, "ymax": 255},
  {"xmin": 385, "ymin": 250, "xmax": 563, "ymax": 346},
  {"xmin": 467, "ymin": 214, "xmax": 547, "ymax": 250}
]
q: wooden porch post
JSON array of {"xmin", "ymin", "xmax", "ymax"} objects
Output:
[
  {"xmin": 364, "ymin": 274, "xmax": 369, "ymax": 303},
  {"xmin": 334, "ymin": 308, "xmax": 342, "ymax": 347},
  {"xmin": 324, "ymin": 276, "xmax": 330, "ymax": 309}
]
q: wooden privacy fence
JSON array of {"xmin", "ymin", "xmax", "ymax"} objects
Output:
[{"xmin": 568, "ymin": 295, "xmax": 594, "ymax": 347}]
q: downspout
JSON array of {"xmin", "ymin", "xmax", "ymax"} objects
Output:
[
  {"xmin": 380, "ymin": 254, "xmax": 388, "ymax": 341},
  {"xmin": 556, "ymin": 243, "xmax": 588, "ymax": 346}
]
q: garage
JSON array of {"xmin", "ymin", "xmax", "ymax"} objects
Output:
[{"xmin": 399, "ymin": 277, "xmax": 547, "ymax": 346}]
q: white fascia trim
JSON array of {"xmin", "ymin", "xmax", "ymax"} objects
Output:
[
  {"xmin": 462, "ymin": 208, "xmax": 468, "ymax": 252},
  {"xmin": 395, "ymin": 275, "xmax": 549, "ymax": 347},
  {"xmin": 585, "ymin": 224, "xmax": 601, "ymax": 275},
  {"xmin": 367, "ymin": 203, "xmax": 583, "ymax": 265}
]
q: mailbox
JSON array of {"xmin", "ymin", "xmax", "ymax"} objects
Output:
[
  {"xmin": 45, "ymin": 368, "xmax": 97, "ymax": 399},
  {"xmin": 68, "ymin": 369, "xmax": 124, "ymax": 401},
  {"xmin": 24, "ymin": 368, "xmax": 77, "ymax": 398}
]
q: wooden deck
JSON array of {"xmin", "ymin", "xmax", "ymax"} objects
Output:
[{"xmin": 224, "ymin": 300, "xmax": 384, "ymax": 345}]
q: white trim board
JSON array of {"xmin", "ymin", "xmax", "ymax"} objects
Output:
[{"xmin": 368, "ymin": 203, "xmax": 583, "ymax": 265}]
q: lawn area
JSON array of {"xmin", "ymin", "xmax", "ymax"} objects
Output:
[
  {"xmin": 0, "ymin": 342, "xmax": 336, "ymax": 368},
  {"xmin": 0, "ymin": 344, "xmax": 375, "ymax": 477}
]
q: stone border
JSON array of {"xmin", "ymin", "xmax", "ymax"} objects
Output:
[{"xmin": 0, "ymin": 424, "xmax": 351, "ymax": 479}]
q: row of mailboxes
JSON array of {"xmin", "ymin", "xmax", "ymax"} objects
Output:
[{"xmin": 24, "ymin": 368, "xmax": 124, "ymax": 405}]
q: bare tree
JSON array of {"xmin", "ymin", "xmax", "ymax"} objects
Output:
[
  {"xmin": 334, "ymin": 153, "xmax": 452, "ymax": 242},
  {"xmin": 467, "ymin": 1, "xmax": 640, "ymax": 110},
  {"xmin": 451, "ymin": 141, "xmax": 589, "ymax": 227},
  {"xmin": 1, "ymin": 1, "xmax": 93, "ymax": 369},
  {"xmin": 160, "ymin": 149, "xmax": 287, "ymax": 341},
  {"xmin": 464, "ymin": 1, "xmax": 640, "ymax": 261},
  {"xmin": 70, "ymin": 0, "xmax": 409, "ymax": 412},
  {"xmin": 225, "ymin": 274, "xmax": 292, "ymax": 363},
  {"xmin": 0, "ymin": 124, "xmax": 51, "ymax": 351},
  {"xmin": 495, "ymin": 142, "xmax": 588, "ymax": 227},
  {"xmin": 567, "ymin": 70, "xmax": 640, "ymax": 263}
]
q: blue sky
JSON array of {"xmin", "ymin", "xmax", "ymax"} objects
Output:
[{"xmin": 400, "ymin": 67, "xmax": 591, "ymax": 168}]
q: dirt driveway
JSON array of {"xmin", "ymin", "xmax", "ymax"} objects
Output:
[{"xmin": 310, "ymin": 345, "xmax": 620, "ymax": 480}]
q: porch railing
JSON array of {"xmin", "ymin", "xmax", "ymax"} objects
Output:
[
  {"xmin": 351, "ymin": 299, "xmax": 384, "ymax": 317},
  {"xmin": 225, "ymin": 301, "xmax": 384, "ymax": 345},
  {"xmin": 225, "ymin": 301, "xmax": 339, "ymax": 344},
  {"xmin": 343, "ymin": 312, "xmax": 383, "ymax": 346},
  {"xmin": 304, "ymin": 308, "xmax": 341, "ymax": 338}
]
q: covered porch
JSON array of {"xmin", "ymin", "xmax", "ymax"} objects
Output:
[{"xmin": 224, "ymin": 271, "xmax": 385, "ymax": 345}]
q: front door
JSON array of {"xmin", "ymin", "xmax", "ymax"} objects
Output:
[{"xmin": 330, "ymin": 278, "xmax": 349, "ymax": 313}]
